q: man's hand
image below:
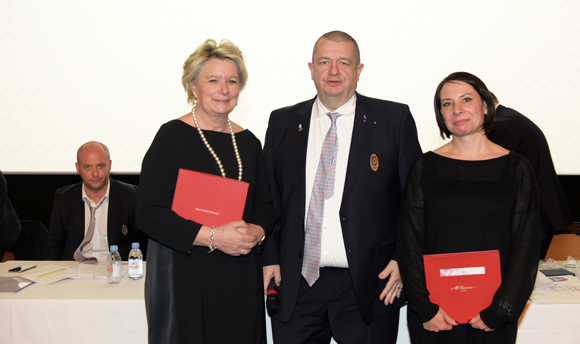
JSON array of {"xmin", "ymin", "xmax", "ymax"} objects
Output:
[
  {"xmin": 378, "ymin": 260, "xmax": 403, "ymax": 305},
  {"xmin": 263, "ymin": 264, "xmax": 281, "ymax": 294}
]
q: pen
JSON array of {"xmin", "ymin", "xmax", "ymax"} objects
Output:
[{"xmin": 9, "ymin": 265, "xmax": 37, "ymax": 273}]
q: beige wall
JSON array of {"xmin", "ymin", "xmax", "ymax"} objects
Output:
[{"xmin": 1, "ymin": 0, "xmax": 579, "ymax": 173}]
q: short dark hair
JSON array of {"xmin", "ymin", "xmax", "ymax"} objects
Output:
[
  {"xmin": 434, "ymin": 72, "xmax": 496, "ymax": 139},
  {"xmin": 313, "ymin": 31, "xmax": 360, "ymax": 65}
]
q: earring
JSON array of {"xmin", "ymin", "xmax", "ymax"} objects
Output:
[{"xmin": 192, "ymin": 99, "xmax": 197, "ymax": 114}]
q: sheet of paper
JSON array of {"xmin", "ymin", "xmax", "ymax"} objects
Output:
[
  {"xmin": 530, "ymin": 275, "xmax": 580, "ymax": 303},
  {"xmin": 19, "ymin": 265, "xmax": 78, "ymax": 286}
]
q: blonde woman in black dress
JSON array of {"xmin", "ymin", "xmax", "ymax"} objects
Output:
[{"xmin": 137, "ymin": 39, "xmax": 275, "ymax": 344}]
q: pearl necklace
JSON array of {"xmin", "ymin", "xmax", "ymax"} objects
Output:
[{"xmin": 191, "ymin": 105, "xmax": 243, "ymax": 181}]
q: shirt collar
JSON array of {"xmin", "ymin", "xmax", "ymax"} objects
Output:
[
  {"xmin": 313, "ymin": 93, "xmax": 357, "ymax": 119},
  {"xmin": 82, "ymin": 179, "xmax": 111, "ymax": 206}
]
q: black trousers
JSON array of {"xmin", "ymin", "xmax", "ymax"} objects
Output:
[{"xmin": 271, "ymin": 268, "xmax": 400, "ymax": 344}]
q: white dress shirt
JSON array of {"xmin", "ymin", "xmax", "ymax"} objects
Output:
[
  {"xmin": 80, "ymin": 180, "xmax": 110, "ymax": 262},
  {"xmin": 305, "ymin": 94, "xmax": 356, "ymax": 268}
]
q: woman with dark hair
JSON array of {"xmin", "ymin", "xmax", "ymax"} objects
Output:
[{"xmin": 397, "ymin": 72, "xmax": 540, "ymax": 343}]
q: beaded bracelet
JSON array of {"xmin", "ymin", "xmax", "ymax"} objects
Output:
[{"xmin": 208, "ymin": 226, "xmax": 216, "ymax": 254}]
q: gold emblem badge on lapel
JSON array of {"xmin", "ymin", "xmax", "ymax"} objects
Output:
[
  {"xmin": 121, "ymin": 225, "xmax": 128, "ymax": 235},
  {"xmin": 370, "ymin": 154, "xmax": 379, "ymax": 171}
]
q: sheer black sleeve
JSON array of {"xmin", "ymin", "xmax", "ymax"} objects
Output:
[
  {"xmin": 480, "ymin": 156, "xmax": 541, "ymax": 329},
  {"xmin": 397, "ymin": 155, "xmax": 440, "ymax": 322}
]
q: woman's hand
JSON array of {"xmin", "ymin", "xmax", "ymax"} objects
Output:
[
  {"xmin": 469, "ymin": 314, "xmax": 495, "ymax": 332},
  {"xmin": 245, "ymin": 223, "xmax": 266, "ymax": 246},
  {"xmin": 212, "ymin": 221, "xmax": 264, "ymax": 256},
  {"xmin": 423, "ymin": 307, "xmax": 457, "ymax": 332}
]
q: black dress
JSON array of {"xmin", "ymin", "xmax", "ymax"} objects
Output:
[
  {"xmin": 136, "ymin": 120, "xmax": 276, "ymax": 344},
  {"xmin": 397, "ymin": 152, "xmax": 541, "ymax": 344}
]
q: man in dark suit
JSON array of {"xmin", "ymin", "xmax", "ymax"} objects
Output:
[
  {"xmin": 487, "ymin": 93, "xmax": 573, "ymax": 258},
  {"xmin": 1, "ymin": 170, "xmax": 21, "ymax": 260},
  {"xmin": 47, "ymin": 141, "xmax": 146, "ymax": 261},
  {"xmin": 262, "ymin": 31, "xmax": 422, "ymax": 343}
]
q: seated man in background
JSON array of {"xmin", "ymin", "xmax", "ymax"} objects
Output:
[
  {"xmin": 487, "ymin": 93, "xmax": 573, "ymax": 258},
  {"xmin": 1, "ymin": 170, "xmax": 21, "ymax": 260},
  {"xmin": 47, "ymin": 141, "xmax": 147, "ymax": 261}
]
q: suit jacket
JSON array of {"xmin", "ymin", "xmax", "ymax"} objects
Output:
[
  {"xmin": 1, "ymin": 170, "xmax": 21, "ymax": 257},
  {"xmin": 263, "ymin": 93, "xmax": 422, "ymax": 323},
  {"xmin": 487, "ymin": 105, "xmax": 573, "ymax": 237},
  {"xmin": 47, "ymin": 178, "xmax": 147, "ymax": 260}
]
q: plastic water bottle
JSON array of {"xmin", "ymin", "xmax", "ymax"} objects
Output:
[
  {"xmin": 107, "ymin": 245, "xmax": 122, "ymax": 284},
  {"xmin": 128, "ymin": 242, "xmax": 143, "ymax": 281}
]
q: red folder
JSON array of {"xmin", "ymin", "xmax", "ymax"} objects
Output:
[
  {"xmin": 171, "ymin": 169, "xmax": 249, "ymax": 227},
  {"xmin": 423, "ymin": 250, "xmax": 501, "ymax": 324}
]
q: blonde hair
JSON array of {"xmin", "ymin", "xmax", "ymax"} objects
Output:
[{"xmin": 182, "ymin": 39, "xmax": 248, "ymax": 105}]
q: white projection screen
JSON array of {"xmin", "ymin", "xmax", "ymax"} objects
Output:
[{"xmin": 1, "ymin": 0, "xmax": 579, "ymax": 174}]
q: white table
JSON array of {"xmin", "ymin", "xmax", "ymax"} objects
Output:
[
  {"xmin": 2, "ymin": 261, "xmax": 579, "ymax": 344},
  {"xmin": 1, "ymin": 261, "xmax": 147, "ymax": 344}
]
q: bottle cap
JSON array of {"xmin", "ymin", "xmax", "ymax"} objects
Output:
[
  {"xmin": 132, "ymin": 242, "xmax": 140, "ymax": 249},
  {"xmin": 110, "ymin": 245, "xmax": 119, "ymax": 251}
]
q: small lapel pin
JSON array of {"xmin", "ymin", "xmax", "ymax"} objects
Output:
[
  {"xmin": 370, "ymin": 154, "xmax": 379, "ymax": 171},
  {"xmin": 363, "ymin": 115, "xmax": 367, "ymax": 123},
  {"xmin": 121, "ymin": 225, "xmax": 128, "ymax": 235},
  {"xmin": 298, "ymin": 123, "xmax": 303, "ymax": 131}
]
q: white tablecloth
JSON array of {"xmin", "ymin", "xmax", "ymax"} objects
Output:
[
  {"xmin": 1, "ymin": 261, "xmax": 147, "ymax": 344},
  {"xmin": 2, "ymin": 261, "xmax": 579, "ymax": 344}
]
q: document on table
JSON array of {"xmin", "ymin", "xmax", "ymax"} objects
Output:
[
  {"xmin": 0, "ymin": 276, "xmax": 34, "ymax": 293},
  {"xmin": 530, "ymin": 275, "xmax": 580, "ymax": 303},
  {"xmin": 19, "ymin": 265, "xmax": 77, "ymax": 286},
  {"xmin": 534, "ymin": 271, "xmax": 556, "ymax": 289}
]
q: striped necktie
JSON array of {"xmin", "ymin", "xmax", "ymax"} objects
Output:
[
  {"xmin": 73, "ymin": 199, "xmax": 105, "ymax": 264},
  {"xmin": 302, "ymin": 112, "xmax": 341, "ymax": 286}
]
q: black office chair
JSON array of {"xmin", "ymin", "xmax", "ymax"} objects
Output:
[{"xmin": 12, "ymin": 220, "xmax": 49, "ymax": 260}]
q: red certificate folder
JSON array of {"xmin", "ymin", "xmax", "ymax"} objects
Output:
[
  {"xmin": 423, "ymin": 250, "xmax": 501, "ymax": 324},
  {"xmin": 171, "ymin": 169, "xmax": 249, "ymax": 227}
]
